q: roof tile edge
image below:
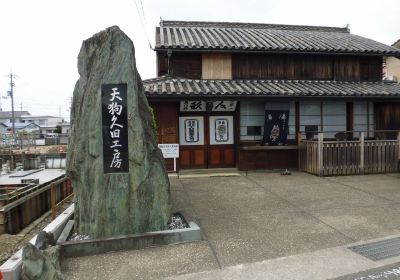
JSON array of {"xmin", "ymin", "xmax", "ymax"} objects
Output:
[{"xmin": 159, "ymin": 20, "xmax": 350, "ymax": 33}]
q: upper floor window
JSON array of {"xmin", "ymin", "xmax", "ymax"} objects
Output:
[{"xmin": 202, "ymin": 53, "xmax": 232, "ymax": 79}]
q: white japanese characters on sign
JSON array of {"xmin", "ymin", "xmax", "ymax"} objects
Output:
[
  {"xmin": 102, "ymin": 84, "xmax": 129, "ymax": 173},
  {"xmin": 108, "ymin": 87, "xmax": 124, "ymax": 169}
]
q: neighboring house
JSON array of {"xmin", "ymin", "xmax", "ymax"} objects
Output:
[
  {"xmin": 5, "ymin": 122, "xmax": 40, "ymax": 133},
  {"xmin": 0, "ymin": 122, "xmax": 8, "ymax": 134},
  {"xmin": 21, "ymin": 115, "xmax": 64, "ymax": 134},
  {"xmin": 144, "ymin": 20, "xmax": 400, "ymax": 171},
  {"xmin": 60, "ymin": 122, "xmax": 70, "ymax": 134},
  {"xmin": 384, "ymin": 39, "xmax": 400, "ymax": 81},
  {"xmin": 0, "ymin": 110, "xmax": 31, "ymax": 125}
]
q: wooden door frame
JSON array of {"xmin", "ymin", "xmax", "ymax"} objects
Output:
[
  {"xmin": 178, "ymin": 113, "xmax": 208, "ymax": 169},
  {"xmin": 179, "ymin": 110, "xmax": 237, "ymax": 168}
]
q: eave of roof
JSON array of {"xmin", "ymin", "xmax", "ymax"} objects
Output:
[
  {"xmin": 143, "ymin": 76, "xmax": 400, "ymax": 99},
  {"xmin": 155, "ymin": 20, "xmax": 400, "ymax": 57}
]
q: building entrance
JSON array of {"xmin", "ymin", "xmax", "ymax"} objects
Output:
[{"xmin": 179, "ymin": 114, "xmax": 235, "ymax": 169}]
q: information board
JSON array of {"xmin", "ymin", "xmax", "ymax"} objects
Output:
[{"xmin": 158, "ymin": 144, "xmax": 179, "ymax": 158}]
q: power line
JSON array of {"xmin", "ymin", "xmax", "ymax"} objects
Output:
[
  {"xmin": 139, "ymin": 0, "xmax": 147, "ymax": 25},
  {"xmin": 132, "ymin": 0, "xmax": 153, "ymax": 50}
]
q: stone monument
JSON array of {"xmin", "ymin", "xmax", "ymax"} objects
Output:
[{"xmin": 66, "ymin": 26, "xmax": 171, "ymax": 238}]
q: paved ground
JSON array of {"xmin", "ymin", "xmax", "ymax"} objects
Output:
[{"xmin": 61, "ymin": 171, "xmax": 400, "ymax": 279}]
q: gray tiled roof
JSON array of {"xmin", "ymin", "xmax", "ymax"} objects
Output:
[
  {"xmin": 156, "ymin": 20, "xmax": 400, "ymax": 56},
  {"xmin": 144, "ymin": 76, "xmax": 400, "ymax": 98},
  {"xmin": 0, "ymin": 111, "xmax": 30, "ymax": 119}
]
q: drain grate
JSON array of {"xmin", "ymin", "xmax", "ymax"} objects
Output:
[{"xmin": 349, "ymin": 237, "xmax": 400, "ymax": 261}]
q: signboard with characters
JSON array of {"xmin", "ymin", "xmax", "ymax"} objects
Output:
[{"xmin": 101, "ymin": 83, "xmax": 129, "ymax": 173}]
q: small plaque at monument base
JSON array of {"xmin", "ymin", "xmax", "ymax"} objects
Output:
[{"xmin": 101, "ymin": 83, "xmax": 129, "ymax": 174}]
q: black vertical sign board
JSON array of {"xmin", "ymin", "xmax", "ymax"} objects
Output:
[
  {"xmin": 101, "ymin": 84, "xmax": 129, "ymax": 173},
  {"xmin": 262, "ymin": 110, "xmax": 290, "ymax": 146}
]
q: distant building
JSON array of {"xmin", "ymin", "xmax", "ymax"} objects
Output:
[
  {"xmin": 384, "ymin": 39, "xmax": 400, "ymax": 81},
  {"xmin": 0, "ymin": 111, "xmax": 65, "ymax": 134},
  {"xmin": 20, "ymin": 115, "xmax": 64, "ymax": 134},
  {"xmin": 0, "ymin": 110, "xmax": 31, "ymax": 125},
  {"xmin": 60, "ymin": 122, "xmax": 70, "ymax": 134},
  {"xmin": 0, "ymin": 123, "xmax": 8, "ymax": 134},
  {"xmin": 5, "ymin": 122, "xmax": 40, "ymax": 133}
]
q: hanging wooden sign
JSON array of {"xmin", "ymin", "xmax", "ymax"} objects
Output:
[{"xmin": 180, "ymin": 100, "xmax": 237, "ymax": 112}]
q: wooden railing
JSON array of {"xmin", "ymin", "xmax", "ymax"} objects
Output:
[
  {"xmin": 299, "ymin": 132, "xmax": 400, "ymax": 176},
  {"xmin": 0, "ymin": 176, "xmax": 72, "ymax": 234}
]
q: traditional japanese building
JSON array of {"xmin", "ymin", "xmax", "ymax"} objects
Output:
[
  {"xmin": 143, "ymin": 20, "xmax": 400, "ymax": 171},
  {"xmin": 385, "ymin": 39, "xmax": 400, "ymax": 81}
]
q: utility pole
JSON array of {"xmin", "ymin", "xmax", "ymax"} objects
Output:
[{"xmin": 6, "ymin": 72, "xmax": 17, "ymax": 135}]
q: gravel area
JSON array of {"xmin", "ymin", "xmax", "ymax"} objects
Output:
[
  {"xmin": 0, "ymin": 212, "xmax": 51, "ymax": 265},
  {"xmin": 0, "ymin": 200, "xmax": 73, "ymax": 266}
]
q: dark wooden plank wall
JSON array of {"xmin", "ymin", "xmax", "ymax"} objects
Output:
[
  {"xmin": 233, "ymin": 54, "xmax": 382, "ymax": 81},
  {"xmin": 233, "ymin": 54, "xmax": 334, "ymax": 80},
  {"xmin": 149, "ymin": 102, "xmax": 179, "ymax": 171},
  {"xmin": 375, "ymin": 102, "xmax": 400, "ymax": 138},
  {"xmin": 158, "ymin": 52, "xmax": 202, "ymax": 79},
  {"xmin": 238, "ymin": 149, "xmax": 298, "ymax": 170},
  {"xmin": 157, "ymin": 51, "xmax": 382, "ymax": 81}
]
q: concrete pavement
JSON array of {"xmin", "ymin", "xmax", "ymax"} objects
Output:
[{"xmin": 61, "ymin": 171, "xmax": 400, "ymax": 279}]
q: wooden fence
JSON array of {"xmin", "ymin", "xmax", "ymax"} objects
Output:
[
  {"xmin": 299, "ymin": 132, "xmax": 400, "ymax": 176},
  {"xmin": 0, "ymin": 176, "xmax": 72, "ymax": 234}
]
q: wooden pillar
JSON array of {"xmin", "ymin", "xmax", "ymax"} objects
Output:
[
  {"xmin": 360, "ymin": 132, "xmax": 365, "ymax": 175},
  {"xmin": 320, "ymin": 102, "xmax": 324, "ymax": 132},
  {"xmin": 367, "ymin": 101, "xmax": 370, "ymax": 138},
  {"xmin": 50, "ymin": 184, "xmax": 56, "ymax": 220},
  {"xmin": 397, "ymin": 132, "xmax": 400, "ymax": 170},
  {"xmin": 0, "ymin": 211, "xmax": 5, "ymax": 234},
  {"xmin": 235, "ymin": 101, "xmax": 241, "ymax": 170},
  {"xmin": 318, "ymin": 133, "xmax": 324, "ymax": 177},
  {"xmin": 9, "ymin": 149, "xmax": 14, "ymax": 171},
  {"xmin": 295, "ymin": 101, "xmax": 300, "ymax": 143},
  {"xmin": 346, "ymin": 102, "xmax": 354, "ymax": 140}
]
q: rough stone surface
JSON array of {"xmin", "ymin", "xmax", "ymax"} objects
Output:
[
  {"xmin": 21, "ymin": 244, "xmax": 63, "ymax": 280},
  {"xmin": 66, "ymin": 26, "xmax": 171, "ymax": 238}
]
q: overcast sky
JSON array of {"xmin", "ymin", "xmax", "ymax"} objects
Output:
[{"xmin": 0, "ymin": 0, "xmax": 399, "ymax": 121}]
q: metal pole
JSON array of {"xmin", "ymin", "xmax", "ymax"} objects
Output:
[{"xmin": 9, "ymin": 73, "xmax": 15, "ymax": 135}]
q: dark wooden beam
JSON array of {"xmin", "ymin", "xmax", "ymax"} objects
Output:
[
  {"xmin": 346, "ymin": 102, "xmax": 354, "ymax": 139},
  {"xmin": 295, "ymin": 101, "xmax": 300, "ymax": 142}
]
